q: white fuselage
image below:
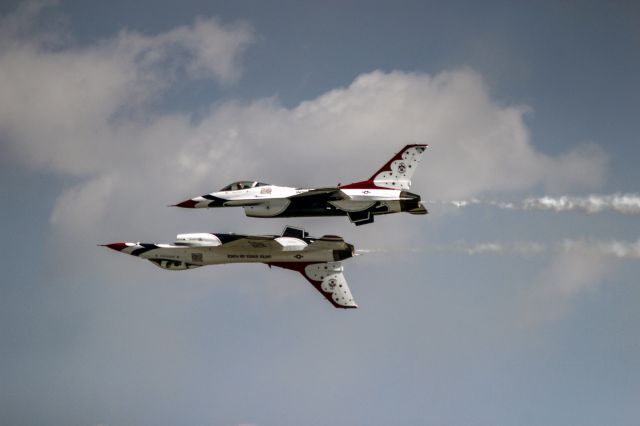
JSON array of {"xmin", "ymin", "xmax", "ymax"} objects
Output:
[
  {"xmin": 112, "ymin": 233, "xmax": 352, "ymax": 270},
  {"xmin": 139, "ymin": 244, "xmax": 338, "ymax": 266},
  {"xmin": 190, "ymin": 185, "xmax": 406, "ymax": 217},
  {"xmin": 208, "ymin": 186, "xmax": 403, "ymax": 202},
  {"xmin": 174, "ymin": 144, "xmax": 428, "ymax": 225}
]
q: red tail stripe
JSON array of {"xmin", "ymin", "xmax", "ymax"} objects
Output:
[{"xmin": 338, "ymin": 144, "xmax": 427, "ymax": 189}]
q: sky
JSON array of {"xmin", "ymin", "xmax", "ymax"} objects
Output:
[{"xmin": 1, "ymin": 1, "xmax": 639, "ymax": 425}]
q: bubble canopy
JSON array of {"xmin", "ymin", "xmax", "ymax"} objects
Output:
[{"xmin": 219, "ymin": 181, "xmax": 270, "ymax": 191}]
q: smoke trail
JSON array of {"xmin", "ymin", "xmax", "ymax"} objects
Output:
[
  {"xmin": 445, "ymin": 198, "xmax": 516, "ymax": 210},
  {"xmin": 523, "ymin": 194, "xmax": 640, "ymax": 214},
  {"xmin": 357, "ymin": 239, "xmax": 640, "ymax": 259},
  {"xmin": 439, "ymin": 193, "xmax": 640, "ymax": 215},
  {"xmin": 560, "ymin": 239, "xmax": 640, "ymax": 259},
  {"xmin": 452, "ymin": 242, "xmax": 545, "ymax": 255}
]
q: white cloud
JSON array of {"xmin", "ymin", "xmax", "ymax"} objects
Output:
[
  {"xmin": 50, "ymin": 173, "xmax": 119, "ymax": 231},
  {"xmin": 0, "ymin": 4, "xmax": 607, "ymax": 246},
  {"xmin": 519, "ymin": 242, "xmax": 612, "ymax": 326},
  {"xmin": 0, "ymin": 4, "xmax": 254, "ymax": 175}
]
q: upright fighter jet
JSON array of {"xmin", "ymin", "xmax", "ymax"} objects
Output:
[
  {"xmin": 174, "ymin": 144, "xmax": 428, "ymax": 226},
  {"xmin": 102, "ymin": 226, "xmax": 358, "ymax": 309}
]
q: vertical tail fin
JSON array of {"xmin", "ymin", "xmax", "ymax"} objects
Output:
[{"xmin": 340, "ymin": 144, "xmax": 428, "ymax": 190}]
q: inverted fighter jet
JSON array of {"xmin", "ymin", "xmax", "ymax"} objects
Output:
[
  {"xmin": 174, "ymin": 144, "xmax": 428, "ymax": 226},
  {"xmin": 102, "ymin": 226, "xmax": 358, "ymax": 309}
]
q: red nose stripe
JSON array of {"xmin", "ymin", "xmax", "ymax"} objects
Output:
[
  {"xmin": 102, "ymin": 242, "xmax": 128, "ymax": 251},
  {"xmin": 173, "ymin": 199, "xmax": 198, "ymax": 208}
]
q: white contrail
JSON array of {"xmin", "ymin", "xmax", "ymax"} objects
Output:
[
  {"xmin": 357, "ymin": 239, "xmax": 640, "ymax": 259},
  {"xmin": 453, "ymin": 242, "xmax": 546, "ymax": 255},
  {"xmin": 445, "ymin": 198, "xmax": 516, "ymax": 210},
  {"xmin": 438, "ymin": 193, "xmax": 640, "ymax": 215},
  {"xmin": 560, "ymin": 239, "xmax": 640, "ymax": 259},
  {"xmin": 523, "ymin": 194, "xmax": 640, "ymax": 214}
]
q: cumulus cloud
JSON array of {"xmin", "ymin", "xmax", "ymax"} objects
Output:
[
  {"xmin": 360, "ymin": 238, "xmax": 630, "ymax": 326},
  {"xmin": 519, "ymin": 242, "xmax": 611, "ymax": 325},
  {"xmin": 359, "ymin": 238, "xmax": 637, "ymax": 325},
  {"xmin": 384, "ymin": 237, "xmax": 638, "ymax": 325},
  {"xmin": 0, "ymin": 3, "xmax": 254, "ymax": 175},
  {"xmin": 50, "ymin": 70, "xmax": 608, "ymax": 240},
  {"xmin": 0, "ymin": 3, "xmax": 607, "ymax": 245}
]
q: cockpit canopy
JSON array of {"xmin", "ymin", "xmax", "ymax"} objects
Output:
[{"xmin": 219, "ymin": 181, "xmax": 270, "ymax": 191}]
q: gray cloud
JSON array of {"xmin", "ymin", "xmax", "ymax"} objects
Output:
[
  {"xmin": 359, "ymin": 238, "xmax": 637, "ymax": 326},
  {"xmin": 360, "ymin": 238, "xmax": 638, "ymax": 326},
  {"xmin": 519, "ymin": 242, "xmax": 611, "ymax": 325},
  {"xmin": 4, "ymin": 66, "xmax": 607, "ymax": 237},
  {"xmin": 0, "ymin": 5, "xmax": 254, "ymax": 175},
  {"xmin": 2, "ymin": 4, "xmax": 638, "ymax": 426},
  {"xmin": 0, "ymin": 3, "xmax": 610, "ymax": 282}
]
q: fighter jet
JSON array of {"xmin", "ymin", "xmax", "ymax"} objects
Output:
[
  {"xmin": 174, "ymin": 144, "xmax": 428, "ymax": 226},
  {"xmin": 102, "ymin": 226, "xmax": 358, "ymax": 309}
]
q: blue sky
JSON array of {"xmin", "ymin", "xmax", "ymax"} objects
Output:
[{"xmin": 1, "ymin": 1, "xmax": 639, "ymax": 425}]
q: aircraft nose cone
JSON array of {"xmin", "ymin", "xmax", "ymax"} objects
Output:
[
  {"xmin": 173, "ymin": 199, "xmax": 198, "ymax": 208},
  {"xmin": 101, "ymin": 242, "xmax": 128, "ymax": 252}
]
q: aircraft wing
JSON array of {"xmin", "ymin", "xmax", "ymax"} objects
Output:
[
  {"xmin": 102, "ymin": 242, "xmax": 205, "ymax": 270},
  {"xmin": 289, "ymin": 187, "xmax": 346, "ymax": 200},
  {"xmin": 222, "ymin": 199, "xmax": 267, "ymax": 207},
  {"xmin": 268, "ymin": 261, "xmax": 357, "ymax": 309}
]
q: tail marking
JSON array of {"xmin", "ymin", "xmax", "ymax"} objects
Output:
[{"xmin": 340, "ymin": 144, "xmax": 427, "ymax": 190}]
